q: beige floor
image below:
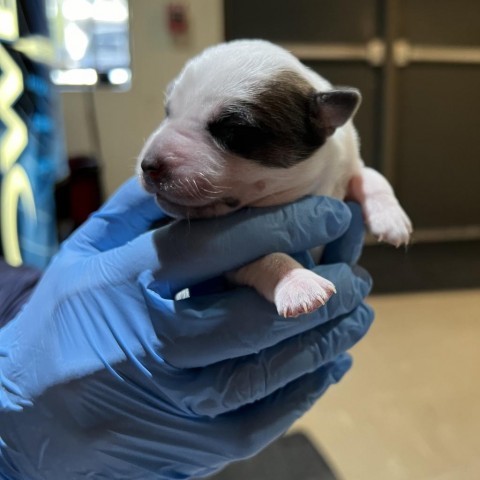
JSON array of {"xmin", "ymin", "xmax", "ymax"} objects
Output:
[{"xmin": 290, "ymin": 289, "xmax": 480, "ymax": 480}]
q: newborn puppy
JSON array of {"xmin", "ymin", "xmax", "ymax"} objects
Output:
[{"xmin": 138, "ymin": 40, "xmax": 412, "ymax": 317}]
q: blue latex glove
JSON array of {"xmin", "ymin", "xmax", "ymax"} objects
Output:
[{"xmin": 0, "ymin": 178, "xmax": 373, "ymax": 479}]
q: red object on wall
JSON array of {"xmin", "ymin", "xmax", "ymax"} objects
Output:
[{"xmin": 167, "ymin": 3, "xmax": 189, "ymax": 35}]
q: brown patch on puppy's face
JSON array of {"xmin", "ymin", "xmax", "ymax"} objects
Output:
[{"xmin": 207, "ymin": 71, "xmax": 328, "ymax": 168}]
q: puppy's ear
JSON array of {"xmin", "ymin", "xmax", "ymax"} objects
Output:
[{"xmin": 310, "ymin": 88, "xmax": 362, "ymax": 136}]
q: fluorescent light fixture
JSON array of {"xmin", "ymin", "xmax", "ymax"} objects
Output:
[
  {"xmin": 108, "ymin": 67, "xmax": 131, "ymax": 85},
  {"xmin": 62, "ymin": 0, "xmax": 92, "ymax": 21},
  {"xmin": 64, "ymin": 23, "xmax": 89, "ymax": 61},
  {"xmin": 51, "ymin": 68, "xmax": 98, "ymax": 85},
  {"xmin": 93, "ymin": 0, "xmax": 128, "ymax": 23},
  {"xmin": 46, "ymin": 0, "xmax": 131, "ymax": 88}
]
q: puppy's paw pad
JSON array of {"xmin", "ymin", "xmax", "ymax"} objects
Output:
[
  {"xmin": 274, "ymin": 269, "xmax": 335, "ymax": 318},
  {"xmin": 367, "ymin": 198, "xmax": 413, "ymax": 247}
]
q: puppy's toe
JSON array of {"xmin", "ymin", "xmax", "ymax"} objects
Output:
[{"xmin": 274, "ymin": 269, "xmax": 336, "ymax": 318}]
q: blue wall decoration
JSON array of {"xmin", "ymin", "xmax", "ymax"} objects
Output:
[{"xmin": 0, "ymin": 0, "xmax": 66, "ymax": 269}]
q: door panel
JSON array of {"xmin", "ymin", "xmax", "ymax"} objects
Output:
[
  {"xmin": 224, "ymin": 0, "xmax": 379, "ymax": 43},
  {"xmin": 396, "ymin": 65, "xmax": 480, "ymax": 228},
  {"xmin": 395, "ymin": 0, "xmax": 480, "ymax": 229},
  {"xmin": 402, "ymin": 0, "xmax": 480, "ymax": 46}
]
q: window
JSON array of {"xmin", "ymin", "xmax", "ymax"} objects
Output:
[{"xmin": 46, "ymin": 0, "xmax": 131, "ymax": 88}]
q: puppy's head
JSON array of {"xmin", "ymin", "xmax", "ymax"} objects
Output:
[{"xmin": 138, "ymin": 40, "xmax": 361, "ymax": 218}]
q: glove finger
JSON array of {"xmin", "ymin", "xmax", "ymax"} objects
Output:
[
  {"xmin": 66, "ymin": 177, "xmax": 167, "ymax": 254},
  {"xmin": 184, "ymin": 303, "xmax": 373, "ymax": 417},
  {"xmin": 94, "ymin": 196, "xmax": 351, "ymax": 288},
  {"xmin": 213, "ymin": 354, "xmax": 352, "ymax": 461},
  {"xmin": 145, "ymin": 196, "xmax": 351, "ymax": 296},
  {"xmin": 322, "ymin": 202, "xmax": 365, "ymax": 265},
  {"xmin": 141, "ymin": 263, "xmax": 372, "ymax": 368}
]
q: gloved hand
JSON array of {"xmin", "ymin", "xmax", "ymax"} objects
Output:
[{"xmin": 0, "ymin": 178, "xmax": 373, "ymax": 480}]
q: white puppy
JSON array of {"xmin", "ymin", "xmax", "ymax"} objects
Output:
[{"xmin": 138, "ymin": 40, "xmax": 412, "ymax": 317}]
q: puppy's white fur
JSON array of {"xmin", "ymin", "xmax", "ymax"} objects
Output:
[{"xmin": 138, "ymin": 40, "xmax": 412, "ymax": 317}]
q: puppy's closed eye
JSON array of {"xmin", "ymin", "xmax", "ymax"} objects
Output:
[{"xmin": 208, "ymin": 111, "xmax": 272, "ymax": 157}]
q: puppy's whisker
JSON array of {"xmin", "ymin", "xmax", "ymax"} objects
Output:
[
  {"xmin": 190, "ymin": 178, "xmax": 207, "ymax": 200},
  {"xmin": 201, "ymin": 188, "xmax": 224, "ymax": 195},
  {"xmin": 196, "ymin": 173, "xmax": 229, "ymax": 195},
  {"xmin": 191, "ymin": 179, "xmax": 205, "ymax": 200},
  {"xmin": 189, "ymin": 178, "xmax": 203, "ymax": 198},
  {"xmin": 177, "ymin": 176, "xmax": 226, "ymax": 198}
]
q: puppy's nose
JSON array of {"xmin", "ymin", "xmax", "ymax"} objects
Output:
[{"xmin": 141, "ymin": 157, "xmax": 169, "ymax": 182}]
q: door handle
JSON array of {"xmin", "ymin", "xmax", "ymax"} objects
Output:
[
  {"xmin": 282, "ymin": 39, "xmax": 386, "ymax": 66},
  {"xmin": 393, "ymin": 39, "xmax": 480, "ymax": 67}
]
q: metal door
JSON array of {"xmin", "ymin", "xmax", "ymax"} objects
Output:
[{"xmin": 391, "ymin": 0, "xmax": 480, "ymax": 236}]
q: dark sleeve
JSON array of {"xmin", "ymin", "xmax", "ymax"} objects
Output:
[{"xmin": 0, "ymin": 259, "xmax": 41, "ymax": 328}]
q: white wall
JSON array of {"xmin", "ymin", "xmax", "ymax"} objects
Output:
[{"xmin": 61, "ymin": 0, "xmax": 224, "ymax": 196}]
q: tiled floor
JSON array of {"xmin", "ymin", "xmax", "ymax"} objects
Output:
[{"xmin": 290, "ymin": 289, "xmax": 480, "ymax": 480}]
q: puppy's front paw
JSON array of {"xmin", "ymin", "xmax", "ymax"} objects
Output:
[
  {"xmin": 274, "ymin": 269, "xmax": 336, "ymax": 318},
  {"xmin": 367, "ymin": 196, "xmax": 413, "ymax": 247}
]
